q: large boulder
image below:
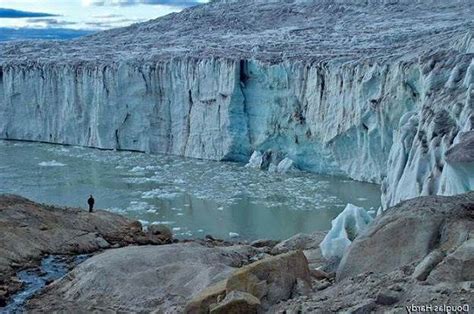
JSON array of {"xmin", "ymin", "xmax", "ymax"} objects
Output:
[
  {"xmin": 271, "ymin": 231, "xmax": 326, "ymax": 270},
  {"xmin": 226, "ymin": 251, "xmax": 311, "ymax": 309},
  {"xmin": 427, "ymin": 239, "xmax": 474, "ymax": 283},
  {"xmin": 185, "ymin": 280, "xmax": 228, "ymax": 314},
  {"xmin": 271, "ymin": 232, "xmax": 325, "ymax": 255},
  {"xmin": 186, "ymin": 250, "xmax": 312, "ymax": 312},
  {"xmin": 337, "ymin": 192, "xmax": 474, "ymax": 281},
  {"xmin": 411, "ymin": 250, "xmax": 445, "ymax": 281},
  {"xmin": 209, "ymin": 291, "xmax": 261, "ymax": 314},
  {"xmin": 147, "ymin": 224, "xmax": 173, "ymax": 243},
  {"xmin": 27, "ymin": 243, "xmax": 260, "ymax": 313}
]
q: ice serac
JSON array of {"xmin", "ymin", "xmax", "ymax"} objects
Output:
[
  {"xmin": 381, "ymin": 54, "xmax": 474, "ymax": 208},
  {"xmin": 320, "ymin": 204, "xmax": 373, "ymax": 260},
  {"xmin": 0, "ymin": 0, "xmax": 473, "ymax": 206}
]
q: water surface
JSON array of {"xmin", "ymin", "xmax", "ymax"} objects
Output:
[
  {"xmin": 1, "ymin": 255, "xmax": 89, "ymax": 313},
  {"xmin": 0, "ymin": 140, "xmax": 381, "ymax": 240}
]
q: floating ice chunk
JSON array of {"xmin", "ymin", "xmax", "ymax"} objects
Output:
[
  {"xmin": 141, "ymin": 189, "xmax": 180, "ymax": 200},
  {"xmin": 48, "ymin": 147, "xmax": 69, "ymax": 153},
  {"xmin": 124, "ymin": 177, "xmax": 149, "ymax": 184},
  {"xmin": 277, "ymin": 157, "xmax": 295, "ymax": 173},
  {"xmin": 127, "ymin": 201, "xmax": 156, "ymax": 211},
  {"xmin": 130, "ymin": 166, "xmax": 145, "ymax": 173},
  {"xmin": 320, "ymin": 204, "xmax": 373, "ymax": 260},
  {"xmin": 376, "ymin": 206, "xmax": 384, "ymax": 217},
  {"xmin": 38, "ymin": 160, "xmax": 66, "ymax": 167},
  {"xmin": 268, "ymin": 163, "xmax": 278, "ymax": 173},
  {"xmin": 229, "ymin": 232, "xmax": 240, "ymax": 238},
  {"xmin": 151, "ymin": 221, "xmax": 175, "ymax": 225},
  {"xmin": 107, "ymin": 207, "xmax": 123, "ymax": 213},
  {"xmin": 245, "ymin": 151, "xmax": 263, "ymax": 169},
  {"xmin": 160, "ymin": 193, "xmax": 181, "ymax": 200}
]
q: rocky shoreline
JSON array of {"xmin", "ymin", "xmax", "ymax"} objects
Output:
[
  {"xmin": 0, "ymin": 194, "xmax": 172, "ymax": 308},
  {"xmin": 0, "ymin": 193, "xmax": 473, "ymax": 313}
]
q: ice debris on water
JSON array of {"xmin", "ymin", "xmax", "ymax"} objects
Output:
[
  {"xmin": 229, "ymin": 232, "xmax": 240, "ymax": 238},
  {"xmin": 245, "ymin": 151, "xmax": 263, "ymax": 169},
  {"xmin": 38, "ymin": 160, "xmax": 66, "ymax": 167},
  {"xmin": 276, "ymin": 157, "xmax": 295, "ymax": 173},
  {"xmin": 320, "ymin": 204, "xmax": 373, "ymax": 260},
  {"xmin": 130, "ymin": 166, "xmax": 146, "ymax": 173},
  {"xmin": 245, "ymin": 150, "xmax": 296, "ymax": 174}
]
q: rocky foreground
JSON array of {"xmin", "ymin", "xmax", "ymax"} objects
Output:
[
  {"xmin": 0, "ymin": 194, "xmax": 172, "ymax": 307},
  {"xmin": 0, "ymin": 193, "xmax": 473, "ymax": 313}
]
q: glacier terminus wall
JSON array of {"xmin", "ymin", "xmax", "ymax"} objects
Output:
[{"xmin": 1, "ymin": 0, "xmax": 473, "ymax": 208}]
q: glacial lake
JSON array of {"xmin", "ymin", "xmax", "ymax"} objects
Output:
[{"xmin": 0, "ymin": 140, "xmax": 381, "ymax": 240}]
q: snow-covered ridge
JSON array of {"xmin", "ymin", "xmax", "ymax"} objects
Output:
[{"xmin": 0, "ymin": 0, "xmax": 473, "ymax": 207}]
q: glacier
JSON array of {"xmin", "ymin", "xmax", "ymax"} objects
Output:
[{"xmin": 0, "ymin": 0, "xmax": 473, "ymax": 208}]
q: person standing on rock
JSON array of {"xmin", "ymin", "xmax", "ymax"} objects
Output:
[{"xmin": 88, "ymin": 195, "xmax": 95, "ymax": 213}]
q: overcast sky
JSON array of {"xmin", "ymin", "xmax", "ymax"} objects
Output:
[{"xmin": 0, "ymin": 0, "xmax": 208, "ymax": 34}]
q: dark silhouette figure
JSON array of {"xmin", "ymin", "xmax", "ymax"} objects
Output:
[{"xmin": 88, "ymin": 195, "xmax": 95, "ymax": 213}]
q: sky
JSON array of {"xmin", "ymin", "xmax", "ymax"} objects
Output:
[{"xmin": 0, "ymin": 0, "xmax": 208, "ymax": 40}]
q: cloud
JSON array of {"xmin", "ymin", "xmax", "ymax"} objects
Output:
[
  {"xmin": 92, "ymin": 14, "xmax": 124, "ymax": 19},
  {"xmin": 0, "ymin": 27, "xmax": 93, "ymax": 41},
  {"xmin": 85, "ymin": 18, "xmax": 143, "ymax": 29},
  {"xmin": 0, "ymin": 8, "xmax": 57, "ymax": 18},
  {"xmin": 25, "ymin": 18, "xmax": 77, "ymax": 28},
  {"xmin": 83, "ymin": 0, "xmax": 205, "ymax": 7}
]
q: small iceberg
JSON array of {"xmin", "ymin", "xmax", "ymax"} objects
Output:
[
  {"xmin": 245, "ymin": 151, "xmax": 264, "ymax": 169},
  {"xmin": 276, "ymin": 157, "xmax": 295, "ymax": 174},
  {"xmin": 320, "ymin": 203, "xmax": 373, "ymax": 260},
  {"xmin": 229, "ymin": 232, "xmax": 240, "ymax": 238},
  {"xmin": 38, "ymin": 160, "xmax": 66, "ymax": 167},
  {"xmin": 130, "ymin": 166, "xmax": 145, "ymax": 173},
  {"xmin": 127, "ymin": 201, "xmax": 157, "ymax": 212},
  {"xmin": 245, "ymin": 150, "xmax": 296, "ymax": 173}
]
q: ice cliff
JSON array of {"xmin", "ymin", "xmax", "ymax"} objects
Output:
[{"xmin": 0, "ymin": 0, "xmax": 473, "ymax": 207}]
